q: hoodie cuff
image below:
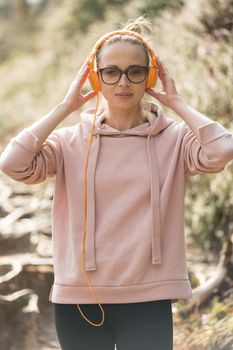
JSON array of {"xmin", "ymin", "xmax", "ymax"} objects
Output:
[{"xmin": 198, "ymin": 122, "xmax": 232, "ymax": 145}]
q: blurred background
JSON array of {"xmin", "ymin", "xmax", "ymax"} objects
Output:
[{"xmin": 0, "ymin": 0, "xmax": 232, "ymax": 349}]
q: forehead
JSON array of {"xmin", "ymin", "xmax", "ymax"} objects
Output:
[{"xmin": 98, "ymin": 41, "xmax": 147, "ymax": 67}]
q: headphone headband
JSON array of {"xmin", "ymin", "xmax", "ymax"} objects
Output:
[{"xmin": 89, "ymin": 30, "xmax": 157, "ymax": 68}]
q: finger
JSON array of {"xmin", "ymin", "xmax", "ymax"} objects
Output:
[
  {"xmin": 75, "ymin": 63, "xmax": 89, "ymax": 82},
  {"xmin": 80, "ymin": 64, "xmax": 91, "ymax": 83},
  {"xmin": 157, "ymin": 59, "xmax": 173, "ymax": 89},
  {"xmin": 157, "ymin": 56, "xmax": 165, "ymax": 68},
  {"xmin": 80, "ymin": 56, "xmax": 90, "ymax": 74},
  {"xmin": 156, "ymin": 57, "xmax": 169, "ymax": 75},
  {"xmin": 74, "ymin": 56, "xmax": 90, "ymax": 81},
  {"xmin": 145, "ymin": 88, "xmax": 154, "ymax": 95},
  {"xmin": 159, "ymin": 70, "xmax": 176, "ymax": 93},
  {"xmin": 154, "ymin": 58, "xmax": 167, "ymax": 87},
  {"xmin": 145, "ymin": 88, "xmax": 161, "ymax": 98},
  {"xmin": 73, "ymin": 64, "xmax": 90, "ymax": 89}
]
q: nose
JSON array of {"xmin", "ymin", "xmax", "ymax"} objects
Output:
[{"xmin": 118, "ymin": 73, "xmax": 130, "ymax": 86}]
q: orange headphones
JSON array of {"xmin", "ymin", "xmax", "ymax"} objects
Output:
[
  {"xmin": 77, "ymin": 30, "xmax": 158, "ymax": 328},
  {"xmin": 88, "ymin": 30, "xmax": 158, "ymax": 92}
]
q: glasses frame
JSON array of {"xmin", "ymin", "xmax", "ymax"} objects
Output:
[{"xmin": 98, "ymin": 65, "xmax": 149, "ymax": 85}]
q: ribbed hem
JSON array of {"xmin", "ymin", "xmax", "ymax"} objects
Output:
[{"xmin": 49, "ymin": 279, "xmax": 192, "ymax": 304}]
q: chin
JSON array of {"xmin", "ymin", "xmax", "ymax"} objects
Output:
[{"xmin": 105, "ymin": 97, "xmax": 141, "ymax": 109}]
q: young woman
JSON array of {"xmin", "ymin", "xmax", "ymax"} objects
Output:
[{"xmin": 1, "ymin": 17, "xmax": 233, "ymax": 350}]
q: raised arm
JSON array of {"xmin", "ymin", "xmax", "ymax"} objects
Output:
[
  {"xmin": 25, "ymin": 56, "xmax": 96, "ymax": 150},
  {"xmin": 0, "ymin": 57, "xmax": 96, "ymax": 183},
  {"xmin": 146, "ymin": 56, "xmax": 233, "ymax": 174}
]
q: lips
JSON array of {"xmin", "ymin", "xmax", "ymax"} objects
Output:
[
  {"xmin": 115, "ymin": 93, "xmax": 133, "ymax": 100},
  {"xmin": 115, "ymin": 93, "xmax": 133, "ymax": 96}
]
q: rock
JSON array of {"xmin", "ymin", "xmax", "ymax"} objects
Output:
[{"xmin": 0, "ymin": 174, "xmax": 59, "ymax": 349}]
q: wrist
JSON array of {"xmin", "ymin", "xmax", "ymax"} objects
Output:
[
  {"xmin": 57, "ymin": 101, "xmax": 75, "ymax": 116},
  {"xmin": 168, "ymin": 95, "xmax": 188, "ymax": 111}
]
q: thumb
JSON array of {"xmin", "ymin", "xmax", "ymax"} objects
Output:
[
  {"xmin": 83, "ymin": 90, "xmax": 97, "ymax": 102},
  {"xmin": 146, "ymin": 88, "xmax": 161, "ymax": 98}
]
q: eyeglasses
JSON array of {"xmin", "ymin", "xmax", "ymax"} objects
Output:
[{"xmin": 98, "ymin": 65, "xmax": 149, "ymax": 85}]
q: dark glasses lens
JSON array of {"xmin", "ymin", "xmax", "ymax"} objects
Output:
[
  {"xmin": 127, "ymin": 66, "xmax": 148, "ymax": 83},
  {"xmin": 101, "ymin": 68, "xmax": 120, "ymax": 84},
  {"xmin": 99, "ymin": 65, "xmax": 148, "ymax": 84}
]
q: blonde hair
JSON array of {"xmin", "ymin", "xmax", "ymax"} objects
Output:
[
  {"xmin": 96, "ymin": 15, "xmax": 153, "ymax": 67},
  {"xmin": 121, "ymin": 15, "xmax": 152, "ymax": 36}
]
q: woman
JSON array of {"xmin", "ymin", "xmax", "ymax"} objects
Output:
[{"xmin": 1, "ymin": 17, "xmax": 233, "ymax": 350}]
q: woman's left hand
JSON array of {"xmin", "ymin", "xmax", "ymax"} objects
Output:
[{"xmin": 145, "ymin": 56, "xmax": 183, "ymax": 108}]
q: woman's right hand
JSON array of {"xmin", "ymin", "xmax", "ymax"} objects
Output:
[{"xmin": 61, "ymin": 56, "xmax": 97, "ymax": 114}]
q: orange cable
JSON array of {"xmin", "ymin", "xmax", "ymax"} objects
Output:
[{"xmin": 77, "ymin": 93, "xmax": 105, "ymax": 327}]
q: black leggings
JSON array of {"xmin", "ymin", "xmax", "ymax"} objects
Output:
[{"xmin": 54, "ymin": 299, "xmax": 173, "ymax": 350}]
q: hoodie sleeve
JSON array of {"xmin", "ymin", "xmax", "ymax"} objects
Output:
[
  {"xmin": 0, "ymin": 128, "xmax": 62, "ymax": 184},
  {"xmin": 182, "ymin": 121, "xmax": 233, "ymax": 177}
]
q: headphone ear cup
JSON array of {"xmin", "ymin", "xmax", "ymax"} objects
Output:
[
  {"xmin": 88, "ymin": 71, "xmax": 101, "ymax": 93},
  {"xmin": 146, "ymin": 67, "xmax": 158, "ymax": 89}
]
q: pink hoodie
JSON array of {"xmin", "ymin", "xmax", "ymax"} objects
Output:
[{"xmin": 1, "ymin": 101, "xmax": 233, "ymax": 304}]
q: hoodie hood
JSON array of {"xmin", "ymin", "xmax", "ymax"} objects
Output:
[{"xmin": 80, "ymin": 101, "xmax": 174, "ymax": 272}]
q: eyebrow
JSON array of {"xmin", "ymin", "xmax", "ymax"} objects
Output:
[
  {"xmin": 105, "ymin": 65, "xmax": 119, "ymax": 68},
  {"xmin": 103, "ymin": 64, "xmax": 146, "ymax": 68}
]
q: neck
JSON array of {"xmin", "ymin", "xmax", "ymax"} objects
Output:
[{"xmin": 103, "ymin": 104, "xmax": 147, "ymax": 131}]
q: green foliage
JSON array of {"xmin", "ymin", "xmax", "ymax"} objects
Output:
[
  {"xmin": 211, "ymin": 298, "xmax": 228, "ymax": 320},
  {"xmin": 136, "ymin": 0, "xmax": 185, "ymax": 15},
  {"xmin": 65, "ymin": 0, "xmax": 185, "ymax": 35},
  {"xmin": 65, "ymin": 0, "xmax": 125, "ymax": 35},
  {"xmin": 188, "ymin": 270, "xmax": 201, "ymax": 288},
  {"xmin": 185, "ymin": 164, "xmax": 233, "ymax": 253},
  {"xmin": 68, "ymin": 0, "xmax": 105, "ymax": 33},
  {"xmin": 199, "ymin": 0, "xmax": 233, "ymax": 41},
  {"xmin": 173, "ymin": 1, "xmax": 233, "ymax": 255}
]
